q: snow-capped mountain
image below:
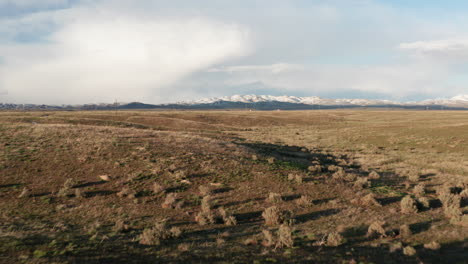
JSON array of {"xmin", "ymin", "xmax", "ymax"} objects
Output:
[
  {"xmin": 451, "ymin": 94, "xmax": 468, "ymax": 102},
  {"xmin": 178, "ymin": 94, "xmax": 468, "ymax": 107},
  {"xmin": 2, "ymin": 94, "xmax": 468, "ymax": 110},
  {"xmin": 412, "ymin": 94, "xmax": 468, "ymax": 106},
  {"xmin": 179, "ymin": 94, "xmax": 402, "ymax": 106},
  {"xmin": 172, "ymin": 94, "xmax": 468, "ymax": 109}
]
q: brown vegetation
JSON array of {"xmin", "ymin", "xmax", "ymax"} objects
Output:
[{"xmin": 0, "ymin": 110, "xmax": 467, "ymax": 263}]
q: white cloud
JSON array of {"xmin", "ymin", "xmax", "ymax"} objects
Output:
[
  {"xmin": 0, "ymin": 0, "xmax": 68, "ymax": 8},
  {"xmin": 399, "ymin": 39, "xmax": 468, "ymax": 62},
  {"xmin": 0, "ymin": 10, "xmax": 251, "ymax": 104},
  {"xmin": 192, "ymin": 62, "xmax": 455, "ymax": 100},
  {"xmin": 2, "ymin": 0, "xmax": 468, "ymax": 103},
  {"xmin": 208, "ymin": 63, "xmax": 303, "ymax": 74}
]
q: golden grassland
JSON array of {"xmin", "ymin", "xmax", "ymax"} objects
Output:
[{"xmin": 0, "ymin": 110, "xmax": 467, "ymax": 263}]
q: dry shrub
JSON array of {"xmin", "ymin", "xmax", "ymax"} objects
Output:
[
  {"xmin": 170, "ymin": 226, "xmax": 183, "ymax": 237},
  {"xmin": 276, "ymin": 224, "xmax": 294, "ymax": 248},
  {"xmin": 417, "ymin": 197, "xmax": 430, "ymax": 209},
  {"xmin": 196, "ymin": 195, "xmax": 216, "ymax": 225},
  {"xmin": 262, "ymin": 229, "xmax": 275, "ymax": 247},
  {"xmin": 403, "ymin": 181, "xmax": 412, "ymax": 190},
  {"xmin": 449, "ymin": 214, "xmax": 468, "ymax": 227},
  {"xmin": 344, "ymin": 173, "xmax": 358, "ymax": 182},
  {"xmin": 294, "ymin": 174, "xmax": 303, "ymax": 184},
  {"xmin": 162, "ymin": 193, "xmax": 178, "ymax": 209},
  {"xmin": 438, "ymin": 192, "xmax": 463, "ymax": 223},
  {"xmin": 199, "ymin": 185, "xmax": 211, "ymax": 196},
  {"xmin": 117, "ymin": 187, "xmax": 135, "ymax": 199},
  {"xmin": 368, "ymin": 171, "xmax": 381, "ymax": 180},
  {"xmin": 446, "ymin": 207, "xmax": 463, "ymax": 223},
  {"xmin": 413, "ymin": 183, "xmax": 426, "ymax": 197},
  {"xmin": 138, "ymin": 221, "xmax": 182, "ymax": 245},
  {"xmin": 403, "ymin": 246, "xmax": 416, "ymax": 256},
  {"xmin": 113, "ymin": 219, "xmax": 129, "ymax": 232},
  {"xmin": 437, "ymin": 186, "xmax": 463, "ymax": 222},
  {"xmin": 332, "ymin": 167, "xmax": 346, "ymax": 180},
  {"xmin": 168, "ymin": 164, "xmax": 178, "ymax": 171},
  {"xmin": 172, "ymin": 170, "xmax": 187, "ymax": 180},
  {"xmin": 326, "ymin": 232, "xmax": 344, "ymax": 247},
  {"xmin": 262, "ymin": 206, "xmax": 293, "ymax": 226},
  {"xmin": 399, "ymin": 224, "xmax": 412, "ymax": 238},
  {"xmin": 75, "ymin": 188, "xmax": 83, "ymax": 199},
  {"xmin": 459, "ymin": 215, "xmax": 468, "ymax": 227},
  {"xmin": 216, "ymin": 237, "xmax": 225, "ymax": 247},
  {"xmin": 287, "ymin": 173, "xmax": 303, "ymax": 183},
  {"xmin": 336, "ymin": 225, "xmax": 347, "ymax": 233},
  {"xmin": 360, "ymin": 193, "xmax": 381, "ymax": 207},
  {"xmin": 262, "ymin": 206, "xmax": 281, "ymax": 226},
  {"xmin": 195, "ymin": 211, "xmax": 215, "ymax": 226},
  {"xmin": 261, "ymin": 225, "xmax": 294, "ymax": 248},
  {"xmin": 244, "ymin": 237, "xmax": 258, "ymax": 246},
  {"xmin": 400, "ymin": 196, "xmax": 418, "ymax": 214},
  {"xmin": 152, "ymin": 183, "xmax": 165, "ymax": 194},
  {"xmin": 441, "ymin": 193, "xmax": 461, "ymax": 209},
  {"xmin": 201, "ymin": 195, "xmax": 213, "ymax": 212},
  {"xmin": 218, "ymin": 207, "xmax": 237, "ymax": 226},
  {"xmin": 85, "ymin": 221, "xmax": 101, "ymax": 235},
  {"xmin": 296, "ymin": 195, "xmax": 313, "ymax": 206},
  {"xmin": 460, "ymin": 189, "xmax": 468, "ymax": 198},
  {"xmin": 424, "ymin": 241, "xmax": 440, "ymax": 250},
  {"xmin": 58, "ymin": 178, "xmax": 75, "ymax": 197},
  {"xmin": 437, "ymin": 186, "xmax": 453, "ymax": 204},
  {"xmin": 178, "ymin": 243, "xmax": 191, "ymax": 252},
  {"xmin": 267, "ymin": 192, "xmax": 283, "ymax": 203},
  {"xmin": 308, "ymin": 165, "xmax": 323, "ymax": 173},
  {"xmin": 354, "ymin": 177, "xmax": 370, "ymax": 189},
  {"xmin": 327, "ymin": 165, "xmax": 339, "ymax": 172},
  {"xmin": 389, "ymin": 242, "xmax": 403, "ymax": 253},
  {"xmin": 267, "ymin": 157, "xmax": 276, "ymax": 164},
  {"xmin": 367, "ymin": 221, "xmax": 386, "ymax": 238},
  {"xmin": 252, "ymin": 154, "xmax": 258, "ymax": 161},
  {"xmin": 408, "ymin": 172, "xmax": 420, "ymax": 182}
]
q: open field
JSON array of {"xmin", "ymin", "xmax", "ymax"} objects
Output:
[{"xmin": 0, "ymin": 110, "xmax": 467, "ymax": 263}]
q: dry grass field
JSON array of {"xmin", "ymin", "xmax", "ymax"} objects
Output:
[{"xmin": 0, "ymin": 110, "xmax": 467, "ymax": 263}]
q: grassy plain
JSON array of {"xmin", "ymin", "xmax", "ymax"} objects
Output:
[{"xmin": 0, "ymin": 110, "xmax": 467, "ymax": 263}]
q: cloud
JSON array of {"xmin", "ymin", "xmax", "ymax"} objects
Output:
[
  {"xmin": 182, "ymin": 61, "xmax": 455, "ymax": 101},
  {"xmin": 208, "ymin": 63, "xmax": 303, "ymax": 74},
  {"xmin": 1, "ymin": 0, "xmax": 468, "ymax": 103},
  {"xmin": 0, "ymin": 8, "xmax": 251, "ymax": 104},
  {"xmin": 0, "ymin": 0, "xmax": 68, "ymax": 9},
  {"xmin": 399, "ymin": 39, "xmax": 468, "ymax": 62}
]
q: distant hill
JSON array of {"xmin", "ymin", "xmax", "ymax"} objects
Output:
[{"xmin": 2, "ymin": 94, "xmax": 468, "ymax": 110}]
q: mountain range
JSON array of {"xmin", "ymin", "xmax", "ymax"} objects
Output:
[{"xmin": 1, "ymin": 94, "xmax": 468, "ymax": 110}]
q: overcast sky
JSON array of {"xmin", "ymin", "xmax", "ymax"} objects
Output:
[{"xmin": 1, "ymin": 0, "xmax": 468, "ymax": 104}]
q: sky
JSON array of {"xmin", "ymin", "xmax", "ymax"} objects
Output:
[{"xmin": 1, "ymin": 0, "xmax": 468, "ymax": 104}]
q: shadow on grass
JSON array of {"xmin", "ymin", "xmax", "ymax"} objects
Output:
[
  {"xmin": 282, "ymin": 194, "xmax": 301, "ymax": 202},
  {"xmin": 409, "ymin": 220, "xmax": 434, "ymax": 234},
  {"xmin": 296, "ymin": 208, "xmax": 341, "ymax": 224},
  {"xmin": 238, "ymin": 142, "xmax": 344, "ymax": 171},
  {"xmin": 235, "ymin": 211, "xmax": 263, "ymax": 224},
  {"xmin": 84, "ymin": 190, "xmax": 117, "ymax": 197},
  {"xmin": 378, "ymin": 196, "xmax": 403, "ymax": 206},
  {"xmin": 31, "ymin": 192, "xmax": 52, "ymax": 197},
  {"xmin": 74, "ymin": 181, "xmax": 107, "ymax": 188},
  {"xmin": 212, "ymin": 187, "xmax": 233, "ymax": 194},
  {"xmin": 0, "ymin": 183, "xmax": 22, "ymax": 189}
]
